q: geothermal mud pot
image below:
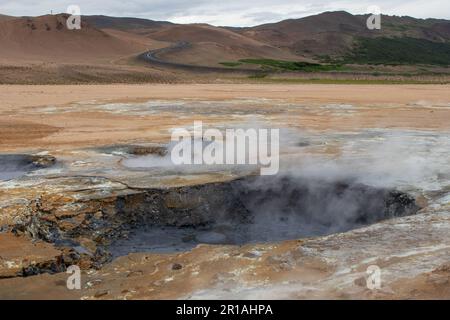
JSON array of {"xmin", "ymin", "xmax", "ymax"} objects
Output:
[
  {"xmin": 0, "ymin": 154, "xmax": 55, "ymax": 181},
  {"xmin": 0, "ymin": 95, "xmax": 449, "ymax": 299}
]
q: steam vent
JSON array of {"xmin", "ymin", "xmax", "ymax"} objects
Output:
[{"xmin": 1, "ymin": 85, "xmax": 449, "ymax": 300}]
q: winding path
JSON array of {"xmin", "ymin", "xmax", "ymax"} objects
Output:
[{"xmin": 139, "ymin": 41, "xmax": 261, "ymax": 74}]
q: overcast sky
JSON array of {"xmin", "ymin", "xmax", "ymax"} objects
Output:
[{"xmin": 0, "ymin": 0, "xmax": 449, "ymax": 26}]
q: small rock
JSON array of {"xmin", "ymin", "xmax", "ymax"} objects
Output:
[
  {"xmin": 131, "ymin": 145, "xmax": 167, "ymax": 156},
  {"xmin": 127, "ymin": 270, "xmax": 144, "ymax": 277},
  {"xmin": 354, "ymin": 276, "xmax": 367, "ymax": 287},
  {"xmin": 435, "ymin": 263, "xmax": 450, "ymax": 273},
  {"xmin": 182, "ymin": 234, "xmax": 196, "ymax": 243},
  {"xmin": 94, "ymin": 290, "xmax": 109, "ymax": 298},
  {"xmin": 172, "ymin": 263, "xmax": 183, "ymax": 271},
  {"xmin": 242, "ymin": 252, "xmax": 258, "ymax": 259}
]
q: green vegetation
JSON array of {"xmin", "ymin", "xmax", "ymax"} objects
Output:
[
  {"xmin": 244, "ymin": 77, "xmax": 449, "ymax": 85},
  {"xmin": 346, "ymin": 37, "xmax": 450, "ymax": 66},
  {"xmin": 238, "ymin": 58, "xmax": 344, "ymax": 72},
  {"xmin": 315, "ymin": 55, "xmax": 343, "ymax": 64},
  {"xmin": 219, "ymin": 61, "xmax": 243, "ymax": 67},
  {"xmin": 383, "ymin": 23, "xmax": 411, "ymax": 32},
  {"xmin": 248, "ymin": 72, "xmax": 269, "ymax": 79}
]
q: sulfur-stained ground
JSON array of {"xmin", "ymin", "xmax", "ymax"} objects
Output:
[{"xmin": 0, "ymin": 84, "xmax": 449, "ymax": 299}]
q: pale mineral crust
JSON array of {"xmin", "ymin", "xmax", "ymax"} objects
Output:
[{"xmin": 0, "ymin": 84, "xmax": 449, "ymax": 299}]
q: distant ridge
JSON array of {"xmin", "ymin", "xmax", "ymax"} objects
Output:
[
  {"xmin": 0, "ymin": 14, "xmax": 150, "ymax": 63},
  {"xmin": 83, "ymin": 15, "xmax": 174, "ymax": 31},
  {"xmin": 0, "ymin": 11, "xmax": 449, "ymax": 66}
]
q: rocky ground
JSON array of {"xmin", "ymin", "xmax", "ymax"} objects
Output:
[{"xmin": 0, "ymin": 84, "xmax": 449, "ymax": 299}]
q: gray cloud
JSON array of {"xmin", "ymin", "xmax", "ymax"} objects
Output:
[{"xmin": 0, "ymin": 0, "xmax": 448, "ymax": 26}]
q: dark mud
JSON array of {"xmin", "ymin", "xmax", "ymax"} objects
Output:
[
  {"xmin": 12, "ymin": 174, "xmax": 419, "ymax": 270},
  {"xmin": 0, "ymin": 154, "xmax": 55, "ymax": 181},
  {"xmin": 109, "ymin": 176, "xmax": 420, "ymax": 256}
]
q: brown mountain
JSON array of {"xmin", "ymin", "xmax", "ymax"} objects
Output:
[
  {"xmin": 84, "ymin": 11, "xmax": 450, "ymax": 65},
  {"xmin": 82, "ymin": 16, "xmax": 300, "ymax": 66},
  {"xmin": 0, "ymin": 14, "xmax": 152, "ymax": 63},
  {"xmin": 83, "ymin": 15, "xmax": 174, "ymax": 35},
  {"xmin": 146, "ymin": 23, "xmax": 299, "ymax": 66},
  {"xmin": 0, "ymin": 14, "xmax": 14, "ymax": 21},
  {"xmin": 234, "ymin": 11, "xmax": 368, "ymax": 56},
  {"xmin": 1, "ymin": 11, "xmax": 449, "ymax": 67},
  {"xmin": 234, "ymin": 11, "xmax": 450, "ymax": 60}
]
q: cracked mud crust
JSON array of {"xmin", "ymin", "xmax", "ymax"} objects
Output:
[{"xmin": 0, "ymin": 84, "xmax": 449, "ymax": 299}]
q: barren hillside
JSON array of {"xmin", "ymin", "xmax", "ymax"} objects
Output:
[{"xmin": 0, "ymin": 14, "xmax": 152, "ymax": 63}]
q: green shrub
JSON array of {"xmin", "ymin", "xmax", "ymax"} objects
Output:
[
  {"xmin": 346, "ymin": 37, "xmax": 450, "ymax": 66},
  {"xmin": 238, "ymin": 59, "xmax": 343, "ymax": 72}
]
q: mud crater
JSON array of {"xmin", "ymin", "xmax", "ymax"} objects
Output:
[
  {"xmin": 13, "ymin": 174, "xmax": 420, "ymax": 270},
  {"xmin": 0, "ymin": 154, "xmax": 56, "ymax": 181},
  {"xmin": 109, "ymin": 176, "xmax": 420, "ymax": 256}
]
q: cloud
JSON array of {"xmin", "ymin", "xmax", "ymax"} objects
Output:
[{"xmin": 0, "ymin": 0, "xmax": 448, "ymax": 26}]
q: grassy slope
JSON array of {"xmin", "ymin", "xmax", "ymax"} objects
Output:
[
  {"xmin": 242, "ymin": 77, "xmax": 450, "ymax": 84},
  {"xmin": 346, "ymin": 37, "xmax": 450, "ymax": 66},
  {"xmin": 220, "ymin": 59, "xmax": 344, "ymax": 72}
]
